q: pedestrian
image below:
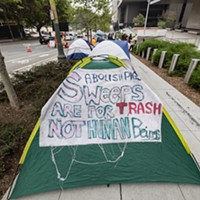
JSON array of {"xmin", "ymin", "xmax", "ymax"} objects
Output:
[
  {"xmin": 128, "ymin": 33, "xmax": 133, "ymax": 43},
  {"xmin": 129, "ymin": 34, "xmax": 137, "ymax": 51}
]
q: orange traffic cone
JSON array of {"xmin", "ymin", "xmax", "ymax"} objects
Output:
[{"xmin": 27, "ymin": 46, "xmax": 31, "ymax": 52}]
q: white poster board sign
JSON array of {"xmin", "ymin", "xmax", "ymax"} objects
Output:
[
  {"xmin": 40, "ymin": 68, "xmax": 162, "ymax": 146},
  {"xmin": 49, "ymin": 40, "xmax": 55, "ymax": 48}
]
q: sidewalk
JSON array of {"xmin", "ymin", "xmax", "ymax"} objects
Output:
[
  {"xmin": 118, "ymin": 55, "xmax": 200, "ymax": 200},
  {"xmin": 3, "ymin": 55, "xmax": 200, "ymax": 200},
  {"xmin": 131, "ymin": 55, "xmax": 200, "ymax": 164}
]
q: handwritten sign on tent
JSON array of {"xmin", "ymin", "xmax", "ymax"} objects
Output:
[{"xmin": 40, "ymin": 68, "xmax": 162, "ymax": 146}]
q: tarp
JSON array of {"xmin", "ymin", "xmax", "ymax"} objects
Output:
[
  {"xmin": 66, "ymin": 39, "xmax": 92, "ymax": 60},
  {"xmin": 8, "ymin": 56, "xmax": 200, "ymax": 199}
]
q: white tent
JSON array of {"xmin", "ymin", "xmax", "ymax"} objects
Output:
[
  {"xmin": 89, "ymin": 40, "xmax": 134, "ymax": 70},
  {"xmin": 67, "ymin": 39, "xmax": 92, "ymax": 60}
]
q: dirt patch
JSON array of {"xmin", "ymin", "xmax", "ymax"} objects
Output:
[{"xmin": 133, "ymin": 53, "xmax": 200, "ymax": 107}]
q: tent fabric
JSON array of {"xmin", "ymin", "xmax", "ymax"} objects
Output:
[
  {"xmin": 112, "ymin": 40, "xmax": 130, "ymax": 59},
  {"xmin": 96, "ymin": 30, "xmax": 106, "ymax": 36},
  {"xmin": 66, "ymin": 39, "xmax": 92, "ymax": 60},
  {"xmin": 10, "ymin": 112, "xmax": 200, "ymax": 199},
  {"xmin": 96, "ymin": 38, "xmax": 105, "ymax": 43},
  {"xmin": 89, "ymin": 41, "xmax": 133, "ymax": 69},
  {"xmin": 8, "ymin": 57, "xmax": 200, "ymax": 199}
]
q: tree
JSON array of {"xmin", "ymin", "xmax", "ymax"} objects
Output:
[
  {"xmin": 0, "ymin": 0, "xmax": 24, "ymax": 39},
  {"xmin": 133, "ymin": 13, "xmax": 145, "ymax": 27},
  {"xmin": 165, "ymin": 12, "xmax": 176, "ymax": 29},
  {"xmin": 0, "ymin": 0, "xmax": 74, "ymax": 38},
  {"xmin": 0, "ymin": 51, "xmax": 20, "ymax": 109},
  {"xmin": 96, "ymin": 7, "xmax": 111, "ymax": 32},
  {"xmin": 73, "ymin": 0, "xmax": 111, "ymax": 41}
]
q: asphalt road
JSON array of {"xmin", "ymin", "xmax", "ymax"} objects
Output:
[{"xmin": 0, "ymin": 39, "xmax": 69, "ymax": 74}]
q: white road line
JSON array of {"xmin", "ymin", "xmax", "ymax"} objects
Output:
[
  {"xmin": 15, "ymin": 59, "xmax": 30, "ymax": 64},
  {"xmin": 5, "ymin": 50, "xmax": 55, "ymax": 63},
  {"xmin": 39, "ymin": 54, "xmax": 49, "ymax": 58},
  {"xmin": 13, "ymin": 56, "xmax": 57, "ymax": 73}
]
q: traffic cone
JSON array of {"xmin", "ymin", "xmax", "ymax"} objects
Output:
[
  {"xmin": 27, "ymin": 46, "xmax": 31, "ymax": 52},
  {"xmin": 47, "ymin": 42, "xmax": 50, "ymax": 47}
]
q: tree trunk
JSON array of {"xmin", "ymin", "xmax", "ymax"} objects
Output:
[{"xmin": 0, "ymin": 51, "xmax": 20, "ymax": 109}]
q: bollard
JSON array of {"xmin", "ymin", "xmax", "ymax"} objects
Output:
[
  {"xmin": 141, "ymin": 50, "xmax": 145, "ymax": 58},
  {"xmin": 136, "ymin": 44, "xmax": 140, "ymax": 54},
  {"xmin": 158, "ymin": 51, "xmax": 167, "ymax": 68},
  {"xmin": 168, "ymin": 54, "xmax": 180, "ymax": 73},
  {"xmin": 184, "ymin": 59, "xmax": 200, "ymax": 83},
  {"xmin": 146, "ymin": 47, "xmax": 151, "ymax": 60},
  {"xmin": 151, "ymin": 48, "xmax": 158, "ymax": 63}
]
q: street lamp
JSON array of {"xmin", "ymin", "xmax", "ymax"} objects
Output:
[{"xmin": 144, "ymin": 0, "xmax": 161, "ymax": 35}]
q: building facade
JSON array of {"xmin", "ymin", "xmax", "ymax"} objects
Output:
[{"xmin": 112, "ymin": 0, "xmax": 200, "ymax": 30}]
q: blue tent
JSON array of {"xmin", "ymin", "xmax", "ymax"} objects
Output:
[
  {"xmin": 67, "ymin": 39, "xmax": 92, "ymax": 60},
  {"xmin": 96, "ymin": 30, "xmax": 106, "ymax": 36},
  {"xmin": 112, "ymin": 40, "xmax": 130, "ymax": 59}
]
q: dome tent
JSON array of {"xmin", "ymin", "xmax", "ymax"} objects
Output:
[
  {"xmin": 89, "ymin": 40, "xmax": 133, "ymax": 70},
  {"xmin": 66, "ymin": 38, "xmax": 93, "ymax": 60},
  {"xmin": 6, "ymin": 56, "xmax": 200, "ymax": 200}
]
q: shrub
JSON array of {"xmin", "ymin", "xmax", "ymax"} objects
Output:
[
  {"xmin": 157, "ymin": 20, "xmax": 166, "ymax": 29},
  {"xmin": 139, "ymin": 39, "xmax": 170, "ymax": 55},
  {"xmin": 165, "ymin": 12, "xmax": 176, "ymax": 29},
  {"xmin": 138, "ymin": 39, "xmax": 200, "ymax": 93},
  {"xmin": 139, "ymin": 39, "xmax": 200, "ymax": 74},
  {"xmin": 0, "ymin": 61, "xmax": 70, "ymax": 178},
  {"xmin": 189, "ymin": 66, "xmax": 200, "ymax": 92},
  {"xmin": 133, "ymin": 13, "xmax": 145, "ymax": 27}
]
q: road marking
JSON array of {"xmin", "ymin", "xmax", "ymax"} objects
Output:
[
  {"xmin": 5, "ymin": 50, "xmax": 55, "ymax": 63},
  {"xmin": 39, "ymin": 54, "xmax": 49, "ymax": 58},
  {"xmin": 35, "ymin": 46, "xmax": 45, "ymax": 49},
  {"xmin": 10, "ymin": 59, "xmax": 30, "ymax": 64},
  {"xmin": 13, "ymin": 56, "xmax": 57, "ymax": 73}
]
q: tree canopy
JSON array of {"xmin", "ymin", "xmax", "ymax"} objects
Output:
[
  {"xmin": 133, "ymin": 13, "xmax": 145, "ymax": 27},
  {"xmin": 0, "ymin": 0, "xmax": 112, "ymax": 39},
  {"xmin": 73, "ymin": 0, "xmax": 112, "ymax": 37},
  {"xmin": 0, "ymin": 0, "xmax": 74, "ymax": 36}
]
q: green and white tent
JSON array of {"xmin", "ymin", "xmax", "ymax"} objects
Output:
[{"xmin": 7, "ymin": 56, "xmax": 200, "ymax": 199}]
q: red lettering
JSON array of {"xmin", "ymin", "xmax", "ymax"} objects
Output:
[
  {"xmin": 145, "ymin": 102, "xmax": 153, "ymax": 114},
  {"xmin": 129, "ymin": 102, "xmax": 137, "ymax": 114},
  {"xmin": 116, "ymin": 102, "xmax": 127, "ymax": 114},
  {"xmin": 137, "ymin": 102, "xmax": 145, "ymax": 114},
  {"xmin": 153, "ymin": 103, "xmax": 162, "ymax": 115}
]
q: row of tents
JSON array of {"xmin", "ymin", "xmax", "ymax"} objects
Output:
[
  {"xmin": 4, "ymin": 38, "xmax": 200, "ymax": 199},
  {"xmin": 66, "ymin": 39, "xmax": 131, "ymax": 68}
]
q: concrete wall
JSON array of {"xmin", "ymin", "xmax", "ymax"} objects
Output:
[
  {"xmin": 186, "ymin": 0, "xmax": 200, "ymax": 30},
  {"xmin": 182, "ymin": 3, "xmax": 193, "ymax": 28},
  {"xmin": 125, "ymin": 3, "xmax": 140, "ymax": 23}
]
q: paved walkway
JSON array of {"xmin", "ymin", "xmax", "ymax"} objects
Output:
[
  {"xmin": 131, "ymin": 55, "xmax": 200, "ymax": 164},
  {"xmin": 3, "ymin": 55, "xmax": 200, "ymax": 200}
]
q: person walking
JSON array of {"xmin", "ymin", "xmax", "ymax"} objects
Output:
[{"xmin": 128, "ymin": 33, "xmax": 133, "ymax": 43}]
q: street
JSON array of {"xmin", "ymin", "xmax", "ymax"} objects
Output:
[{"xmin": 0, "ymin": 39, "xmax": 69, "ymax": 74}]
